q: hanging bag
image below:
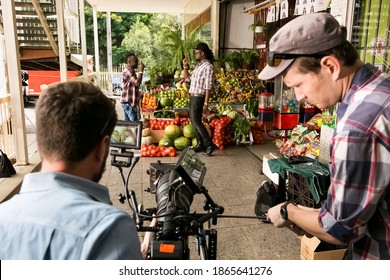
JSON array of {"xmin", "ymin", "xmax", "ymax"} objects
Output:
[
  {"xmin": 0, "ymin": 149, "xmax": 16, "ymax": 178},
  {"xmin": 254, "ymin": 181, "xmax": 283, "ymax": 222}
]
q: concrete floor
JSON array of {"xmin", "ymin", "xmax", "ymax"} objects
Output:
[{"xmin": 101, "ymin": 135, "xmax": 302, "ymax": 260}]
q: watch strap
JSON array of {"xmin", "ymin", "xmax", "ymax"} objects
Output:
[{"xmin": 281, "ymin": 201, "xmax": 292, "ymax": 220}]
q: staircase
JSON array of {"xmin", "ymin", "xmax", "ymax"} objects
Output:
[{"xmin": 0, "ymin": 0, "xmax": 81, "ymax": 71}]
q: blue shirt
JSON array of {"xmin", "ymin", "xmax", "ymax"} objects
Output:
[
  {"xmin": 0, "ymin": 172, "xmax": 142, "ymax": 260},
  {"xmin": 319, "ymin": 64, "xmax": 390, "ymax": 260}
]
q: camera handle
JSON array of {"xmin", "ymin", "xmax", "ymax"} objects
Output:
[{"xmin": 111, "ymin": 149, "xmax": 144, "ymax": 228}]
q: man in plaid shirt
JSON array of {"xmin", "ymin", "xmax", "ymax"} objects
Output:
[
  {"xmin": 261, "ymin": 13, "xmax": 390, "ymax": 259},
  {"xmin": 120, "ymin": 54, "xmax": 144, "ymax": 121}
]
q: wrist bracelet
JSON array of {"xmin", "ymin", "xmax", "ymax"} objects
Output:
[
  {"xmin": 183, "ymin": 66, "xmax": 188, "ymax": 69},
  {"xmin": 204, "ymin": 103, "xmax": 208, "ymax": 105}
]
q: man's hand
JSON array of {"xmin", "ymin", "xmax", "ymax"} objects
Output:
[
  {"xmin": 182, "ymin": 58, "xmax": 188, "ymax": 68},
  {"xmin": 140, "ymin": 217, "xmax": 157, "ymax": 259},
  {"xmin": 267, "ymin": 202, "xmax": 290, "ymax": 227}
]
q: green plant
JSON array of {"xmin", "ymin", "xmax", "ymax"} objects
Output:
[
  {"xmin": 240, "ymin": 49, "xmax": 259, "ymax": 69},
  {"xmin": 218, "ymin": 50, "xmax": 259, "ymax": 69},
  {"xmin": 248, "ymin": 19, "xmax": 265, "ymax": 33},
  {"xmin": 160, "ymin": 25, "xmax": 203, "ymax": 72}
]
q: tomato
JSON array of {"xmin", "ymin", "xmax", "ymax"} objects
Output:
[
  {"xmin": 168, "ymin": 146, "xmax": 176, "ymax": 157},
  {"xmin": 162, "ymin": 148, "xmax": 170, "ymax": 157}
]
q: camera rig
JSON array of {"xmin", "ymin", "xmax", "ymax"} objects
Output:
[{"xmin": 110, "ymin": 146, "xmax": 224, "ymax": 260}]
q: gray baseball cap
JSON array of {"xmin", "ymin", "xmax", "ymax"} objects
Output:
[{"xmin": 258, "ymin": 13, "xmax": 347, "ymax": 80}]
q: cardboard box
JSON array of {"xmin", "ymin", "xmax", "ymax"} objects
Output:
[
  {"xmin": 141, "ymin": 110, "xmax": 155, "ymax": 120},
  {"xmin": 300, "ymin": 235, "xmax": 346, "ymax": 260},
  {"xmin": 262, "ymin": 153, "xmax": 281, "ymax": 185},
  {"xmin": 150, "ymin": 130, "xmax": 166, "ymax": 144}
]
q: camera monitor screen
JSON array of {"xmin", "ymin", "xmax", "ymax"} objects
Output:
[
  {"xmin": 174, "ymin": 147, "xmax": 206, "ymax": 193},
  {"xmin": 110, "ymin": 120, "xmax": 142, "ymax": 150}
]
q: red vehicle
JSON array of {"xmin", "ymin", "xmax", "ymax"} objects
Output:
[{"xmin": 23, "ymin": 70, "xmax": 80, "ymax": 103}]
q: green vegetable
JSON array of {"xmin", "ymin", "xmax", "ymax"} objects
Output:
[
  {"xmin": 232, "ymin": 117, "xmax": 251, "ymax": 142},
  {"xmin": 246, "ymin": 98, "xmax": 259, "ymax": 118}
]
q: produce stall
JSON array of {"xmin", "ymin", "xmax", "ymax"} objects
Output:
[{"xmin": 138, "ymin": 68, "xmax": 266, "ymax": 157}]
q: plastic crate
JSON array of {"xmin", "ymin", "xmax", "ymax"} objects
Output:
[{"xmin": 286, "ymin": 173, "xmax": 323, "ymax": 208}]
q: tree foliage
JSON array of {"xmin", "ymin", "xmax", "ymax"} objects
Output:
[
  {"xmin": 84, "ymin": 6, "xmax": 207, "ymax": 85},
  {"xmin": 84, "ymin": 6, "xmax": 152, "ymax": 66}
]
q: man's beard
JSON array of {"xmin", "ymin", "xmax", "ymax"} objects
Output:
[{"xmin": 92, "ymin": 155, "xmax": 107, "ymax": 183}]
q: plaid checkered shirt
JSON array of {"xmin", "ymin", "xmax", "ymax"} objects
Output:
[{"xmin": 319, "ymin": 64, "xmax": 390, "ymax": 259}]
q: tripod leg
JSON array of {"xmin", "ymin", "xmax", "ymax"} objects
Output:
[{"xmin": 208, "ymin": 229, "xmax": 217, "ymax": 260}]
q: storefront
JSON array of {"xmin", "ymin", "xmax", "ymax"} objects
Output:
[{"xmin": 1, "ymin": 0, "xmax": 389, "ymax": 166}]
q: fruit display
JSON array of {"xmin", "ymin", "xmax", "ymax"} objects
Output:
[
  {"xmin": 159, "ymin": 136, "xmax": 174, "ymax": 147},
  {"xmin": 173, "ymin": 80, "xmax": 190, "ymax": 108},
  {"xmin": 159, "ymin": 88, "xmax": 175, "ymax": 110},
  {"xmin": 208, "ymin": 116, "xmax": 234, "ymax": 150},
  {"xmin": 154, "ymin": 110, "xmax": 175, "ymax": 118},
  {"xmin": 149, "ymin": 117, "xmax": 190, "ymax": 130},
  {"xmin": 174, "ymin": 136, "xmax": 191, "ymax": 151},
  {"xmin": 141, "ymin": 93, "xmax": 158, "ymax": 111},
  {"xmin": 173, "ymin": 97, "xmax": 189, "ymax": 108},
  {"xmin": 182, "ymin": 124, "xmax": 196, "ymax": 138},
  {"xmin": 250, "ymin": 122, "xmax": 265, "ymax": 144},
  {"xmin": 212, "ymin": 68, "xmax": 264, "ymax": 105},
  {"xmin": 165, "ymin": 124, "xmax": 182, "ymax": 140},
  {"xmin": 140, "ymin": 144, "xmax": 177, "ymax": 157},
  {"xmin": 139, "ymin": 65, "xmax": 267, "ymax": 151},
  {"xmin": 158, "ymin": 124, "xmax": 195, "ymax": 151}
]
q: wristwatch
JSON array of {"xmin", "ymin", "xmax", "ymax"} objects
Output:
[{"xmin": 280, "ymin": 201, "xmax": 292, "ymax": 220}]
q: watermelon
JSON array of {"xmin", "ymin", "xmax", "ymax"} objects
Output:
[
  {"xmin": 165, "ymin": 124, "xmax": 182, "ymax": 140},
  {"xmin": 174, "ymin": 136, "xmax": 191, "ymax": 151},
  {"xmin": 159, "ymin": 137, "xmax": 174, "ymax": 147},
  {"xmin": 183, "ymin": 124, "xmax": 196, "ymax": 138},
  {"xmin": 160, "ymin": 97, "xmax": 173, "ymax": 107}
]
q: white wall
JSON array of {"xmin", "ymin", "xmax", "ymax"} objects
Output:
[{"xmin": 221, "ymin": 0, "xmax": 254, "ymax": 54}]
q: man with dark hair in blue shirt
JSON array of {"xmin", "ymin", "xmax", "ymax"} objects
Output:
[{"xmin": 0, "ymin": 81, "xmax": 142, "ymax": 260}]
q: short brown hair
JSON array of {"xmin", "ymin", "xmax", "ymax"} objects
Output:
[
  {"xmin": 35, "ymin": 81, "xmax": 117, "ymax": 162},
  {"xmin": 294, "ymin": 39, "xmax": 359, "ymax": 74}
]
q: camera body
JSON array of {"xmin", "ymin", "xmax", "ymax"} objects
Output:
[
  {"xmin": 108, "ymin": 121, "xmax": 224, "ymax": 260},
  {"xmin": 142, "ymin": 148, "xmax": 223, "ymax": 260}
]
